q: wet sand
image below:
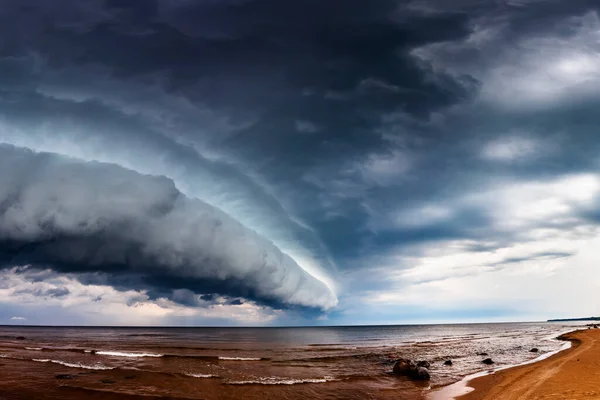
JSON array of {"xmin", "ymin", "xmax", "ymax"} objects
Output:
[{"xmin": 457, "ymin": 329, "xmax": 600, "ymax": 400}]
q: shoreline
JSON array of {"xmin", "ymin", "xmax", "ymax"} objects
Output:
[
  {"xmin": 427, "ymin": 326, "xmax": 579, "ymax": 399},
  {"xmin": 429, "ymin": 328, "xmax": 599, "ymax": 400}
]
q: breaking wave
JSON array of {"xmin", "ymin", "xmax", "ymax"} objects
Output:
[
  {"xmin": 32, "ymin": 359, "xmax": 114, "ymax": 370},
  {"xmin": 96, "ymin": 351, "xmax": 163, "ymax": 358},
  {"xmin": 184, "ymin": 373, "xmax": 219, "ymax": 378},
  {"xmin": 226, "ymin": 376, "xmax": 338, "ymax": 385}
]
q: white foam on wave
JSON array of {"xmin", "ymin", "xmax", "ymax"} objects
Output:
[
  {"xmin": 218, "ymin": 357, "xmax": 262, "ymax": 361},
  {"xmin": 25, "ymin": 347, "xmax": 43, "ymax": 351},
  {"xmin": 184, "ymin": 373, "xmax": 218, "ymax": 378},
  {"xmin": 227, "ymin": 376, "xmax": 337, "ymax": 385},
  {"xmin": 32, "ymin": 359, "xmax": 114, "ymax": 370},
  {"xmin": 96, "ymin": 351, "xmax": 163, "ymax": 358}
]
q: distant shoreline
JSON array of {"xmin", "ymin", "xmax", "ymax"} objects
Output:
[{"xmin": 547, "ymin": 317, "xmax": 600, "ymax": 322}]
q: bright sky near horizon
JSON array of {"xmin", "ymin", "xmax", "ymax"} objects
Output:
[{"xmin": 1, "ymin": 0, "xmax": 600, "ymax": 326}]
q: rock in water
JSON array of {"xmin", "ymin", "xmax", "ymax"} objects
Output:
[
  {"xmin": 392, "ymin": 359, "xmax": 430, "ymax": 380},
  {"xmin": 482, "ymin": 358, "xmax": 494, "ymax": 365},
  {"xmin": 530, "ymin": 348, "xmax": 539, "ymax": 353},
  {"xmin": 444, "ymin": 360, "xmax": 453, "ymax": 366},
  {"xmin": 413, "ymin": 367, "xmax": 431, "ymax": 380},
  {"xmin": 393, "ymin": 358, "xmax": 416, "ymax": 375},
  {"xmin": 416, "ymin": 360, "xmax": 430, "ymax": 369},
  {"xmin": 55, "ymin": 374, "xmax": 74, "ymax": 379}
]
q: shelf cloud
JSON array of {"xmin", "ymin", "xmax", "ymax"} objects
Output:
[{"xmin": 0, "ymin": 145, "xmax": 337, "ymax": 310}]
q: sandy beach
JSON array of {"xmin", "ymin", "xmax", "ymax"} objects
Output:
[{"xmin": 456, "ymin": 329, "xmax": 600, "ymax": 400}]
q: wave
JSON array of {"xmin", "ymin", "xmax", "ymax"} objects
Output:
[
  {"xmin": 122, "ymin": 333, "xmax": 171, "ymax": 338},
  {"xmin": 17, "ymin": 347, "xmax": 259, "ymax": 362},
  {"xmin": 29, "ymin": 347, "xmax": 88, "ymax": 354},
  {"xmin": 149, "ymin": 346, "xmax": 252, "ymax": 352},
  {"xmin": 96, "ymin": 351, "xmax": 163, "ymax": 358},
  {"xmin": 184, "ymin": 373, "xmax": 219, "ymax": 378},
  {"xmin": 32, "ymin": 359, "xmax": 114, "ymax": 370},
  {"xmin": 163, "ymin": 354, "xmax": 219, "ymax": 361},
  {"xmin": 226, "ymin": 376, "xmax": 338, "ymax": 385},
  {"xmin": 95, "ymin": 351, "xmax": 217, "ymax": 360}
]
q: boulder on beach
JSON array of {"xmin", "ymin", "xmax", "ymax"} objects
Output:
[
  {"xmin": 444, "ymin": 360, "xmax": 453, "ymax": 366},
  {"xmin": 482, "ymin": 358, "xmax": 494, "ymax": 365},
  {"xmin": 530, "ymin": 348, "xmax": 539, "ymax": 353},
  {"xmin": 416, "ymin": 360, "xmax": 430, "ymax": 369}
]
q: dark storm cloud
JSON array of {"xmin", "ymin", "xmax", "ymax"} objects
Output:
[
  {"xmin": 0, "ymin": 145, "xmax": 337, "ymax": 310},
  {"xmin": 1, "ymin": 0, "xmax": 600, "ymax": 324},
  {"xmin": 0, "ymin": 0, "xmax": 472, "ymax": 153},
  {"xmin": 0, "ymin": 0, "xmax": 475, "ymax": 279}
]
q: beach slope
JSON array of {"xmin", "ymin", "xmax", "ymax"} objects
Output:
[{"xmin": 458, "ymin": 329, "xmax": 600, "ymax": 400}]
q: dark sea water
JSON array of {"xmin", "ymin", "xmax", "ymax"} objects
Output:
[{"xmin": 0, "ymin": 322, "xmax": 584, "ymax": 400}]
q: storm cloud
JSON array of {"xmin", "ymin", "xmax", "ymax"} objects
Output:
[
  {"xmin": 2, "ymin": 0, "xmax": 600, "ymax": 324},
  {"xmin": 0, "ymin": 145, "xmax": 337, "ymax": 310}
]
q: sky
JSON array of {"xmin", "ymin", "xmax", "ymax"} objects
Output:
[{"xmin": 1, "ymin": 0, "xmax": 600, "ymax": 326}]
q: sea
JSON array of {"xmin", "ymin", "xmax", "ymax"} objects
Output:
[{"xmin": 0, "ymin": 322, "xmax": 586, "ymax": 400}]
